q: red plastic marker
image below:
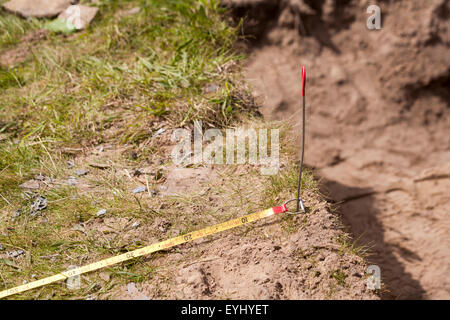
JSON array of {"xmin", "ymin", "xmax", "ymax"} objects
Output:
[{"xmin": 302, "ymin": 65, "xmax": 306, "ymax": 97}]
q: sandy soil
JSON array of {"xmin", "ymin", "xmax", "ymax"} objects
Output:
[
  {"xmin": 225, "ymin": 0, "xmax": 450, "ymax": 299},
  {"xmin": 110, "ymin": 167, "xmax": 378, "ymax": 300}
]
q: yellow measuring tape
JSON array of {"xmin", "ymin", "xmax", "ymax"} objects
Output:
[{"xmin": 0, "ymin": 204, "xmax": 287, "ymax": 299}]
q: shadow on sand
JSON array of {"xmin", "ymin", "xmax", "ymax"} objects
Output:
[{"xmin": 320, "ymin": 177, "xmax": 427, "ymax": 299}]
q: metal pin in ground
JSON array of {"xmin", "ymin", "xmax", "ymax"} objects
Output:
[{"xmin": 296, "ymin": 66, "xmax": 307, "ymax": 213}]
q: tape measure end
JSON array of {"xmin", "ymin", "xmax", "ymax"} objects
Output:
[{"xmin": 272, "ymin": 204, "xmax": 287, "ymax": 214}]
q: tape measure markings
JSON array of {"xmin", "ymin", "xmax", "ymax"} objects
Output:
[{"xmin": 0, "ymin": 204, "xmax": 287, "ymax": 299}]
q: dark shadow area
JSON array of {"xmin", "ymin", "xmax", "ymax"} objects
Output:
[
  {"xmin": 300, "ymin": 13, "xmax": 341, "ymax": 54},
  {"xmin": 404, "ymin": 71, "xmax": 450, "ymax": 108},
  {"xmin": 320, "ymin": 177, "xmax": 427, "ymax": 299},
  {"xmin": 222, "ymin": 0, "xmax": 344, "ymax": 53},
  {"xmin": 223, "ymin": 0, "xmax": 281, "ymax": 46}
]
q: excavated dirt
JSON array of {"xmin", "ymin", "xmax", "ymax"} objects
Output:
[
  {"xmin": 225, "ymin": 0, "xmax": 450, "ymax": 299},
  {"xmin": 110, "ymin": 177, "xmax": 378, "ymax": 300}
]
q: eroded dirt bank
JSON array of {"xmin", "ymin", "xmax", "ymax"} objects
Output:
[{"xmin": 225, "ymin": 0, "xmax": 450, "ymax": 299}]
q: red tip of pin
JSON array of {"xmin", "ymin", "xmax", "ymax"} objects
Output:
[{"xmin": 301, "ymin": 66, "xmax": 306, "ymax": 97}]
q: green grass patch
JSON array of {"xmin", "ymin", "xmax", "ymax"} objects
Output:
[{"xmin": 0, "ymin": 0, "xmax": 254, "ymax": 186}]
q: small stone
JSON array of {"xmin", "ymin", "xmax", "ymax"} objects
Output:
[
  {"xmin": 71, "ymin": 224, "xmax": 85, "ymax": 233},
  {"xmin": 204, "ymin": 84, "xmax": 219, "ymax": 93},
  {"xmin": 30, "ymin": 196, "xmax": 47, "ymax": 216},
  {"xmin": 132, "ymin": 186, "xmax": 146, "ymax": 194},
  {"xmin": 131, "ymin": 222, "xmax": 140, "ymax": 229},
  {"xmin": 2, "ymin": 0, "xmax": 75, "ymax": 18},
  {"xmin": 74, "ymin": 169, "xmax": 90, "ymax": 176},
  {"xmin": 96, "ymin": 209, "xmax": 106, "ymax": 217},
  {"xmin": 19, "ymin": 180, "xmax": 40, "ymax": 189},
  {"xmin": 67, "ymin": 160, "xmax": 75, "ymax": 169},
  {"xmin": 127, "ymin": 282, "xmax": 136, "ymax": 290},
  {"xmin": 68, "ymin": 176, "xmax": 77, "ymax": 185},
  {"xmin": 126, "ymin": 7, "xmax": 140, "ymax": 15},
  {"xmin": 0, "ymin": 244, "xmax": 3, "ymax": 251},
  {"xmin": 152, "ymin": 128, "xmax": 166, "ymax": 138},
  {"xmin": 6, "ymin": 250, "xmax": 24, "ymax": 258},
  {"xmin": 89, "ymin": 163, "xmax": 110, "ymax": 169},
  {"xmin": 34, "ymin": 174, "xmax": 45, "ymax": 181}
]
